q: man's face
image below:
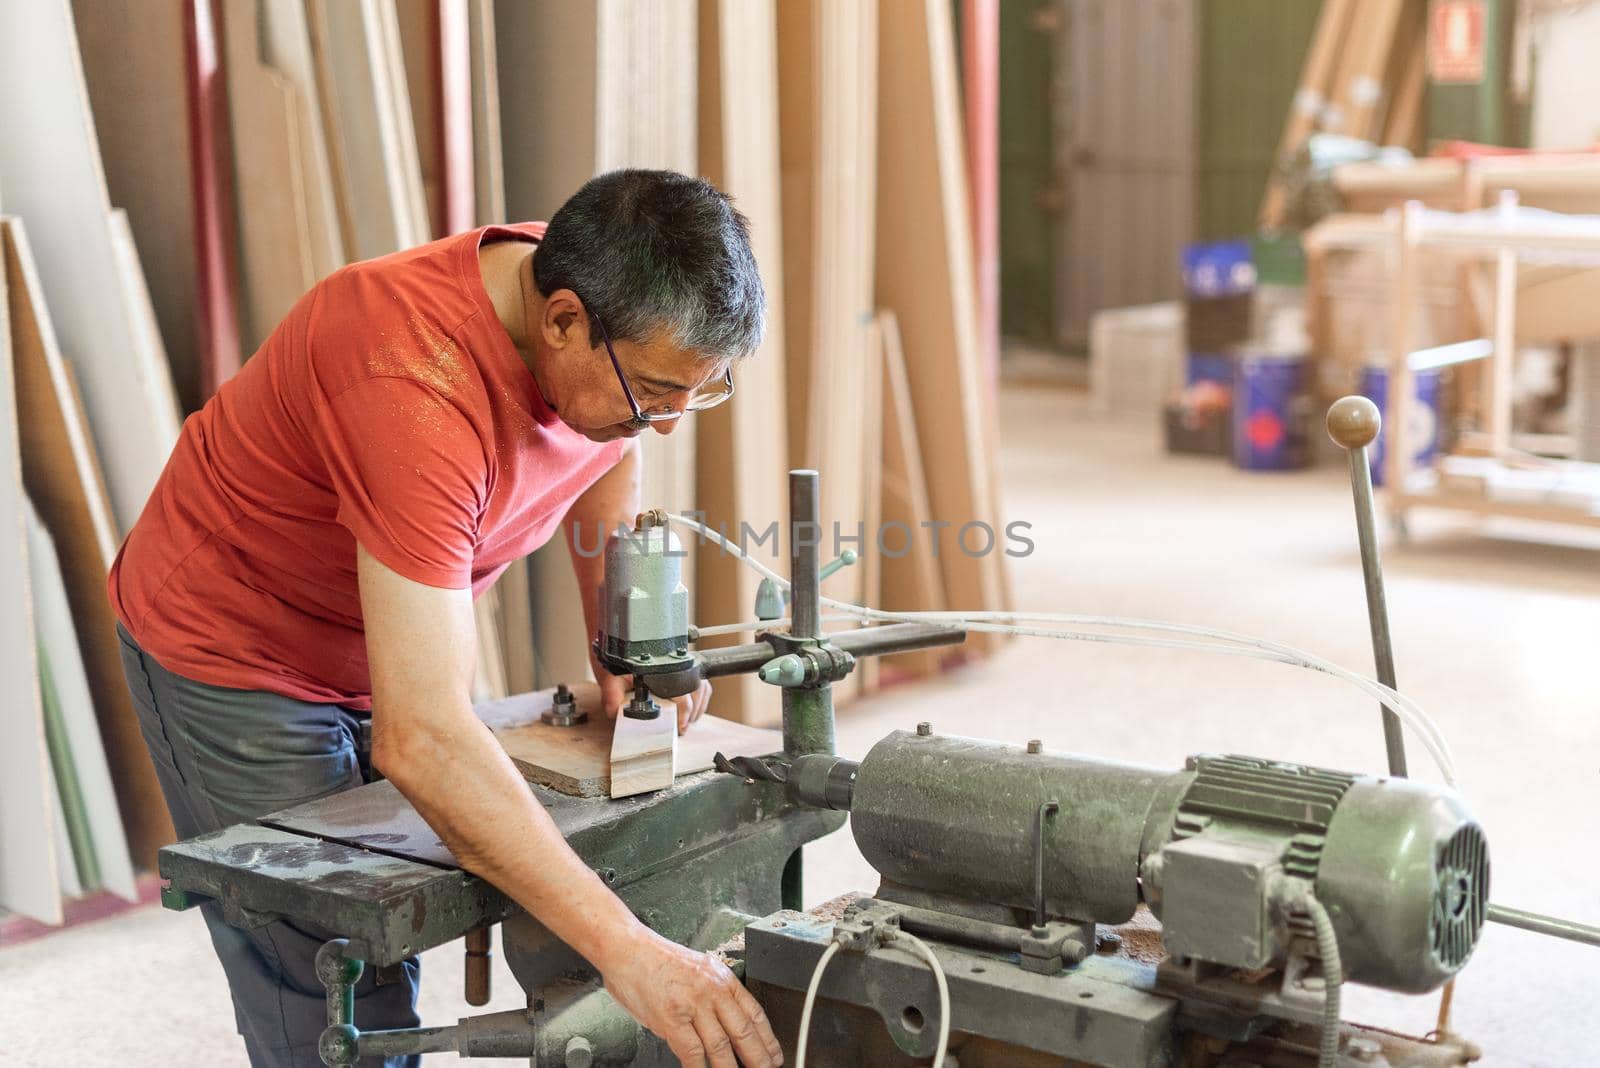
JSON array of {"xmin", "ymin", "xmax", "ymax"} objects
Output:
[
  {"xmin": 557, "ymin": 329, "xmax": 728, "ymax": 444},
  {"xmin": 528, "ymin": 289, "xmax": 730, "ymax": 442}
]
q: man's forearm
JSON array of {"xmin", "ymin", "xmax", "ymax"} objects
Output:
[
  {"xmin": 378, "ymin": 703, "xmax": 640, "ymax": 970},
  {"xmin": 564, "ymin": 440, "xmax": 641, "ymax": 637}
]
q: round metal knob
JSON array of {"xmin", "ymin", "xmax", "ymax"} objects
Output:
[
  {"xmin": 1327, "ymin": 395, "xmax": 1382, "ymax": 450},
  {"xmin": 565, "ymin": 1035, "xmax": 594, "ymax": 1068}
]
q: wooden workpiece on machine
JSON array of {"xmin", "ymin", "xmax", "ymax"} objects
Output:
[{"xmin": 479, "ymin": 684, "xmax": 782, "ymax": 800}]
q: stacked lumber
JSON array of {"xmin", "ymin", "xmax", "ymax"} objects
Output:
[
  {"xmin": 876, "ymin": 0, "xmax": 1011, "ymax": 651},
  {"xmin": 0, "ymin": 219, "xmax": 148, "ymax": 922},
  {"xmin": 777, "ymin": 0, "xmax": 880, "ymax": 650},
  {"xmin": 0, "ymin": 0, "xmax": 1013, "ymax": 860},
  {"xmin": 1261, "ymin": 0, "xmax": 1430, "ymax": 230},
  {"xmin": 695, "ymin": 0, "xmax": 791, "ymax": 723}
]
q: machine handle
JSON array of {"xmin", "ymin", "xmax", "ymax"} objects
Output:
[{"xmin": 1327, "ymin": 396, "xmax": 1409, "ymax": 778}]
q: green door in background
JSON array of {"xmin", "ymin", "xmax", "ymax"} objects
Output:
[
  {"xmin": 1197, "ymin": 0, "xmax": 1323, "ymax": 241},
  {"xmin": 999, "ymin": 3, "xmax": 1058, "ymax": 347}
]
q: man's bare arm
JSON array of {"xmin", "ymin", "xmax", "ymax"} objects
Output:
[{"xmin": 358, "ymin": 544, "xmax": 779, "ymax": 1067}]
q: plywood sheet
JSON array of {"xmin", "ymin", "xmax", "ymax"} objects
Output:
[
  {"xmin": 258, "ymin": 0, "xmax": 347, "ymax": 271},
  {"xmin": 778, "ymin": 0, "xmax": 878, "ymax": 628},
  {"xmin": 26, "ymin": 500, "xmax": 137, "ymax": 900},
  {"xmin": 876, "ymin": 310, "xmax": 947, "ymax": 677},
  {"xmin": 308, "ymin": 0, "xmax": 430, "ymax": 260},
  {"xmin": 483, "ymin": 686, "xmax": 781, "ymax": 798},
  {"xmin": 876, "ymin": 0, "xmax": 1008, "ymax": 644},
  {"xmin": 4, "ymin": 218, "xmax": 176, "ymax": 870},
  {"xmin": 224, "ymin": 0, "xmax": 307, "ymax": 354},
  {"xmin": 0, "ymin": 0, "xmax": 183, "ymax": 532},
  {"xmin": 71, "ymin": 0, "xmax": 206, "ymax": 411},
  {"xmin": 0, "ymin": 240, "xmax": 58, "ymax": 924},
  {"xmin": 694, "ymin": 0, "xmax": 788, "ymax": 725}
]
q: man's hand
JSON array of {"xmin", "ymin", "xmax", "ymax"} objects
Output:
[
  {"xmin": 592, "ymin": 653, "xmax": 712, "ymax": 734},
  {"xmin": 600, "ymin": 929, "xmax": 784, "ymax": 1067}
]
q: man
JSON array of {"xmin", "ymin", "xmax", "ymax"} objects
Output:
[{"xmin": 110, "ymin": 170, "xmax": 784, "ymax": 1067}]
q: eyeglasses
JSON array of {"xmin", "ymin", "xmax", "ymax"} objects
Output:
[{"xmin": 588, "ymin": 305, "xmax": 735, "ymax": 426}]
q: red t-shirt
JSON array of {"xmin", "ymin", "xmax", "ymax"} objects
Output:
[{"xmin": 109, "ymin": 223, "xmax": 627, "ymax": 709}]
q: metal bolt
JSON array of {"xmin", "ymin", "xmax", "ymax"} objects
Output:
[
  {"xmin": 1027, "ymin": 739, "xmax": 1043, "ymax": 754},
  {"xmin": 565, "ymin": 1034, "xmax": 595, "ymax": 1068},
  {"xmin": 916, "ymin": 721, "xmax": 932, "ymax": 736}
]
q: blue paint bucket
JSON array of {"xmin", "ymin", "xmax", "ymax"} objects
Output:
[
  {"xmin": 1232, "ymin": 351, "xmax": 1309, "ymax": 471},
  {"xmin": 1359, "ymin": 366, "xmax": 1441, "ymax": 487}
]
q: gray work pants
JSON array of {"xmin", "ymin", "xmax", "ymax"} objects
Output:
[{"xmin": 117, "ymin": 624, "xmax": 421, "ymax": 1067}]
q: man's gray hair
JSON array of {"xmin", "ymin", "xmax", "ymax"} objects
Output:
[{"xmin": 534, "ymin": 169, "xmax": 765, "ymax": 361}]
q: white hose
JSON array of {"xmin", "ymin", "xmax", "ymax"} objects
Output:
[
  {"xmin": 668, "ymin": 514, "xmax": 1458, "ymax": 785},
  {"xmin": 794, "ymin": 939, "xmax": 840, "ymax": 1068}
]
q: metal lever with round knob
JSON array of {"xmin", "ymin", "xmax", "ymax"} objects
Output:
[{"xmin": 1326, "ymin": 395, "xmax": 1408, "ymax": 778}]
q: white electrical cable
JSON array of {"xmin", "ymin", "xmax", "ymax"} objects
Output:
[
  {"xmin": 893, "ymin": 931, "xmax": 952, "ymax": 1067},
  {"xmin": 670, "ymin": 514, "xmax": 1459, "ymax": 785},
  {"xmin": 793, "ymin": 939, "xmax": 841, "ymax": 1068},
  {"xmin": 793, "ymin": 932, "xmax": 952, "ymax": 1068}
]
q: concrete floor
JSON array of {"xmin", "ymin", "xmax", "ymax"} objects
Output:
[{"xmin": 3, "ymin": 382, "xmax": 1597, "ymax": 1065}]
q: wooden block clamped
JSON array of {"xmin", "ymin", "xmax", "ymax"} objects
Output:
[
  {"xmin": 480, "ymin": 683, "xmax": 782, "ymax": 800},
  {"xmin": 608, "ymin": 698, "xmax": 679, "ymax": 800}
]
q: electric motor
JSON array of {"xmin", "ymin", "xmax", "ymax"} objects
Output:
[
  {"xmin": 594, "ymin": 511, "xmax": 691, "ymax": 677},
  {"xmin": 845, "ymin": 731, "xmax": 1489, "ymax": 994}
]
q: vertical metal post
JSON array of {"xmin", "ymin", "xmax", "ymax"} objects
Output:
[
  {"xmin": 783, "ymin": 470, "xmax": 835, "ymax": 757},
  {"xmin": 788, "ymin": 470, "xmax": 822, "ymax": 638},
  {"xmin": 1327, "ymin": 397, "xmax": 1409, "ymax": 778}
]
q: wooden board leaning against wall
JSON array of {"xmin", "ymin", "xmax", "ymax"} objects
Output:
[
  {"xmin": 694, "ymin": 0, "xmax": 790, "ymax": 726},
  {"xmin": 877, "ymin": 0, "xmax": 1010, "ymax": 652}
]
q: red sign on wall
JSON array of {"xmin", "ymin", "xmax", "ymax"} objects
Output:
[{"xmin": 1429, "ymin": 0, "xmax": 1487, "ymax": 84}]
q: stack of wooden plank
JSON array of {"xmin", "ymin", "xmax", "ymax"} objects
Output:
[
  {"xmin": 0, "ymin": 0, "xmax": 1013, "ymax": 908},
  {"xmin": 1261, "ymin": 0, "xmax": 1431, "ymax": 230},
  {"xmin": 0, "ymin": 0, "xmax": 188, "ymax": 910},
  {"xmin": 0, "ymin": 218, "xmax": 147, "ymax": 923}
]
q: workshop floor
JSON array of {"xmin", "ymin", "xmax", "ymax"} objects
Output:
[{"xmin": 3, "ymin": 381, "xmax": 1595, "ymax": 1066}]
